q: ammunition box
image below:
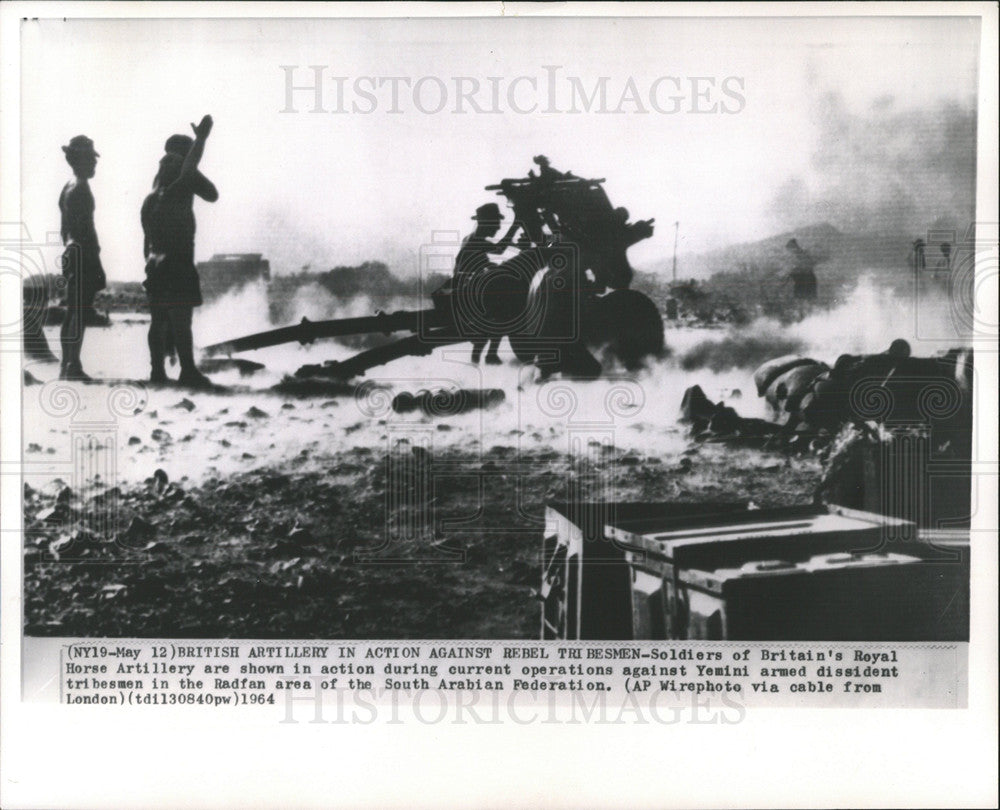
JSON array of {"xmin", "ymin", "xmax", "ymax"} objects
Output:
[
  {"xmin": 607, "ymin": 505, "xmax": 954, "ymax": 640},
  {"xmin": 540, "ymin": 500, "xmax": 746, "ymax": 640}
]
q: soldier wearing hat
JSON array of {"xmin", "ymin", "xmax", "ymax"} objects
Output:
[
  {"xmin": 140, "ymin": 115, "xmax": 218, "ymax": 388},
  {"xmin": 453, "ymin": 202, "xmax": 520, "ymax": 364},
  {"xmin": 57, "ymin": 135, "xmax": 107, "ymax": 380}
]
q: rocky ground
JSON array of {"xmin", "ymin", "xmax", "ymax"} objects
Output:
[{"xmin": 23, "ymin": 442, "xmax": 821, "ymax": 639}]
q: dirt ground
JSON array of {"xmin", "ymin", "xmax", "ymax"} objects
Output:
[{"xmin": 23, "ymin": 442, "xmax": 821, "ymax": 639}]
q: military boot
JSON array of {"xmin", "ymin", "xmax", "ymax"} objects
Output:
[{"xmin": 59, "ymin": 362, "xmax": 92, "ymax": 382}]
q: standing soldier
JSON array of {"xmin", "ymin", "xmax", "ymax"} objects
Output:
[
  {"xmin": 58, "ymin": 135, "xmax": 107, "ymax": 381},
  {"xmin": 141, "ymin": 115, "xmax": 218, "ymax": 388},
  {"xmin": 453, "ymin": 202, "xmax": 519, "ymax": 364},
  {"xmin": 911, "ymin": 238, "xmax": 926, "ymax": 274},
  {"xmin": 938, "ymin": 242, "xmax": 952, "ymax": 271},
  {"xmin": 785, "ymin": 238, "xmax": 818, "ymax": 303}
]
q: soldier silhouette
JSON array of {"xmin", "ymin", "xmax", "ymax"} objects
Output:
[
  {"xmin": 453, "ymin": 202, "xmax": 520, "ymax": 364},
  {"xmin": 141, "ymin": 115, "xmax": 218, "ymax": 388},
  {"xmin": 58, "ymin": 135, "xmax": 107, "ymax": 381},
  {"xmin": 911, "ymin": 238, "xmax": 926, "ymax": 274},
  {"xmin": 785, "ymin": 238, "xmax": 818, "ymax": 301},
  {"xmin": 938, "ymin": 242, "xmax": 952, "ymax": 271}
]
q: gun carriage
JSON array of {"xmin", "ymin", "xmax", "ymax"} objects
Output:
[{"xmin": 205, "ymin": 158, "xmax": 664, "ymax": 380}]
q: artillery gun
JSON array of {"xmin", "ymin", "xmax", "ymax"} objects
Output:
[{"xmin": 205, "ymin": 157, "xmax": 665, "ymax": 380}]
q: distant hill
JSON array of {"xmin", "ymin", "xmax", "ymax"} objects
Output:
[
  {"xmin": 630, "ymin": 221, "xmax": 961, "ymax": 322},
  {"xmin": 638, "ymin": 221, "xmax": 958, "ymax": 286}
]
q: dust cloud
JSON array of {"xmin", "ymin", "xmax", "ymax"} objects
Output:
[{"xmin": 677, "ymin": 273, "xmax": 970, "ymax": 377}]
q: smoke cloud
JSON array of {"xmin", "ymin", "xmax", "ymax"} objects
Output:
[
  {"xmin": 769, "ymin": 92, "xmax": 976, "ymax": 236},
  {"xmin": 675, "ymin": 273, "xmax": 970, "ymax": 379}
]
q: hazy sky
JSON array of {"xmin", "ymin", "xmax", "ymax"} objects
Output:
[{"xmin": 20, "ymin": 15, "xmax": 980, "ymax": 282}]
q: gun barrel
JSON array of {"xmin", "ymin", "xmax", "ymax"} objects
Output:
[
  {"xmin": 485, "ymin": 181, "xmax": 530, "ymax": 191},
  {"xmin": 485, "ymin": 177, "xmax": 605, "ymax": 192},
  {"xmin": 203, "ymin": 309, "xmax": 444, "ymax": 356}
]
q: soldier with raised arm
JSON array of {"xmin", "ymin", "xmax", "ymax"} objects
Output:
[
  {"xmin": 58, "ymin": 135, "xmax": 107, "ymax": 381},
  {"xmin": 141, "ymin": 114, "xmax": 218, "ymax": 388}
]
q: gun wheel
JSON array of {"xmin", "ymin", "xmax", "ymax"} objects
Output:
[{"xmin": 590, "ymin": 289, "xmax": 665, "ymax": 371}]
